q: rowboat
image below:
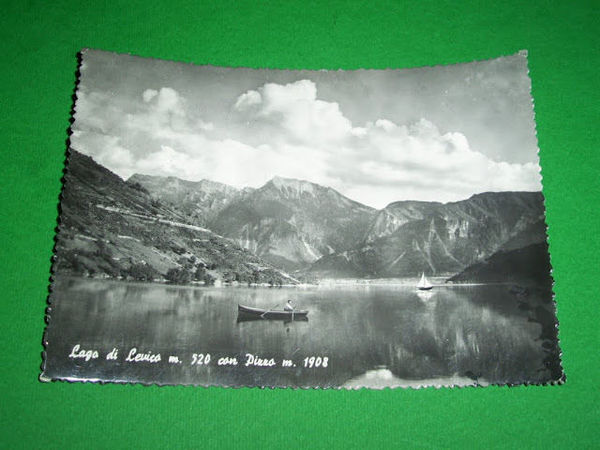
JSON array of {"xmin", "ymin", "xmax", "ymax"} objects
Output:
[
  {"xmin": 237, "ymin": 314, "xmax": 309, "ymax": 323},
  {"xmin": 237, "ymin": 304, "xmax": 309, "ymax": 320}
]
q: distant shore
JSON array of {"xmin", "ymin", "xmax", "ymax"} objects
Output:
[{"xmin": 53, "ymin": 273, "xmax": 510, "ymax": 289}]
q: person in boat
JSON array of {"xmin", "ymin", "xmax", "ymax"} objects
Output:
[{"xmin": 284, "ymin": 299, "xmax": 295, "ymax": 312}]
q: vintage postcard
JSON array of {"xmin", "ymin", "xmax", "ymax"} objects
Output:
[{"xmin": 41, "ymin": 49, "xmax": 563, "ymax": 388}]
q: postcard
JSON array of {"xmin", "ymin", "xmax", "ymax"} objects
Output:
[{"xmin": 41, "ymin": 49, "xmax": 563, "ymax": 388}]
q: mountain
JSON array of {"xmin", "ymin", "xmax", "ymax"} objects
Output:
[
  {"xmin": 127, "ymin": 174, "xmax": 240, "ymax": 226},
  {"xmin": 446, "ymin": 242, "xmax": 552, "ymax": 287},
  {"xmin": 363, "ymin": 200, "xmax": 442, "ymax": 243},
  {"xmin": 53, "ymin": 149, "xmax": 297, "ymax": 285},
  {"xmin": 309, "ymin": 191, "xmax": 547, "ymax": 278},
  {"xmin": 208, "ymin": 176, "xmax": 377, "ymax": 270},
  {"xmin": 56, "ymin": 150, "xmax": 549, "ymax": 283},
  {"xmin": 497, "ymin": 219, "xmax": 548, "ymax": 252}
]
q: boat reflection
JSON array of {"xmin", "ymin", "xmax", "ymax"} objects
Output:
[{"xmin": 416, "ymin": 290, "xmax": 435, "ymax": 302}]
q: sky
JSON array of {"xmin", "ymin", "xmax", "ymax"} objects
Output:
[{"xmin": 71, "ymin": 49, "xmax": 542, "ymax": 209}]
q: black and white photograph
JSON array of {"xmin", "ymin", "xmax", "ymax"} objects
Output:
[{"xmin": 42, "ymin": 49, "xmax": 562, "ymax": 388}]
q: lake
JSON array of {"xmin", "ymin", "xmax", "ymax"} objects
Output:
[{"xmin": 42, "ymin": 276, "xmax": 561, "ymax": 388}]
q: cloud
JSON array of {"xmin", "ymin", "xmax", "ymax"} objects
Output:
[
  {"xmin": 142, "ymin": 89, "xmax": 158, "ymax": 102},
  {"xmin": 151, "ymin": 87, "xmax": 184, "ymax": 116},
  {"xmin": 326, "ymin": 118, "xmax": 541, "ymax": 207},
  {"xmin": 71, "ymin": 131, "xmax": 137, "ymax": 179},
  {"xmin": 128, "ymin": 138, "xmax": 329, "ymax": 192},
  {"xmin": 229, "ymin": 81, "xmax": 542, "ymax": 207},
  {"xmin": 235, "ymin": 80, "xmax": 353, "ymax": 144},
  {"xmin": 234, "ymin": 89, "xmax": 261, "ymax": 110},
  {"xmin": 72, "ymin": 80, "xmax": 541, "ymax": 209},
  {"xmin": 129, "ymin": 87, "xmax": 187, "ymax": 132}
]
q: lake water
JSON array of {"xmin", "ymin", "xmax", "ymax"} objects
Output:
[{"xmin": 42, "ymin": 276, "xmax": 561, "ymax": 388}]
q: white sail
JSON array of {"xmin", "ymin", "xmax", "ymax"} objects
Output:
[{"xmin": 417, "ymin": 272, "xmax": 433, "ymax": 290}]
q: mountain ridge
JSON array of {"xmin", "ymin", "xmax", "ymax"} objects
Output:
[
  {"xmin": 447, "ymin": 241, "xmax": 552, "ymax": 286},
  {"xmin": 54, "ymin": 149, "xmax": 299, "ymax": 285},
  {"xmin": 309, "ymin": 191, "xmax": 546, "ymax": 278},
  {"xmin": 127, "ymin": 173, "xmax": 241, "ymax": 226},
  {"xmin": 60, "ymin": 149, "xmax": 549, "ymax": 283},
  {"xmin": 208, "ymin": 175, "xmax": 377, "ymax": 270}
]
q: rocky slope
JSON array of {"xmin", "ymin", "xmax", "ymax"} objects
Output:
[
  {"xmin": 54, "ymin": 150, "xmax": 297, "ymax": 285},
  {"xmin": 209, "ymin": 176, "xmax": 377, "ymax": 270},
  {"xmin": 127, "ymin": 174, "xmax": 240, "ymax": 226},
  {"xmin": 309, "ymin": 192, "xmax": 547, "ymax": 278},
  {"xmin": 446, "ymin": 242, "xmax": 552, "ymax": 287},
  {"xmin": 56, "ymin": 150, "xmax": 549, "ymax": 284}
]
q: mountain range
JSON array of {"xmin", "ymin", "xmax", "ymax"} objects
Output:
[
  {"xmin": 55, "ymin": 149, "xmax": 550, "ymax": 285},
  {"xmin": 53, "ymin": 150, "xmax": 298, "ymax": 285},
  {"xmin": 128, "ymin": 173, "xmax": 241, "ymax": 226},
  {"xmin": 207, "ymin": 177, "xmax": 376, "ymax": 271},
  {"xmin": 309, "ymin": 192, "xmax": 547, "ymax": 277}
]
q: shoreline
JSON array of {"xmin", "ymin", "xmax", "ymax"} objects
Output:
[{"xmin": 52, "ymin": 273, "xmax": 516, "ymax": 289}]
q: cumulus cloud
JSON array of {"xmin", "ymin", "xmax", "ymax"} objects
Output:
[
  {"xmin": 234, "ymin": 80, "xmax": 353, "ymax": 144},
  {"xmin": 129, "ymin": 87, "xmax": 187, "ymax": 132},
  {"xmin": 234, "ymin": 89, "xmax": 261, "ymax": 110},
  {"xmin": 142, "ymin": 89, "xmax": 158, "ymax": 103},
  {"xmin": 72, "ymin": 79, "xmax": 541, "ymax": 209},
  {"xmin": 331, "ymin": 118, "xmax": 541, "ymax": 206},
  {"xmin": 72, "ymin": 131, "xmax": 137, "ymax": 179}
]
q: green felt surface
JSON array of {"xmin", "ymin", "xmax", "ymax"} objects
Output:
[{"xmin": 1, "ymin": 0, "xmax": 598, "ymax": 448}]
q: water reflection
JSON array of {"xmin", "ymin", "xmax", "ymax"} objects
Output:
[{"xmin": 43, "ymin": 276, "xmax": 561, "ymax": 387}]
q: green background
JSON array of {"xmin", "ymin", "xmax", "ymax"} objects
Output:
[{"xmin": 2, "ymin": 1, "xmax": 598, "ymax": 448}]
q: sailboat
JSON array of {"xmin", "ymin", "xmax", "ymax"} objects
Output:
[{"xmin": 417, "ymin": 272, "xmax": 433, "ymax": 291}]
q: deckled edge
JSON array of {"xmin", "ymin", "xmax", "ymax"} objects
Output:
[
  {"xmin": 522, "ymin": 49, "xmax": 565, "ymax": 385},
  {"xmin": 66, "ymin": 47, "xmax": 540, "ymax": 76},
  {"xmin": 40, "ymin": 49, "xmax": 566, "ymax": 389},
  {"xmin": 40, "ymin": 50, "xmax": 87, "ymax": 383},
  {"xmin": 40, "ymin": 375, "xmax": 566, "ymax": 391}
]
